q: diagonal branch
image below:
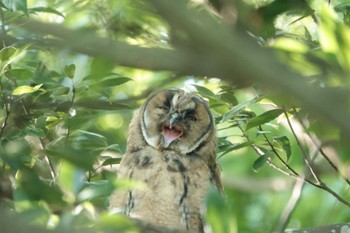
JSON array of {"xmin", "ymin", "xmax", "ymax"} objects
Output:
[{"xmin": 9, "ymin": 13, "xmax": 350, "ymax": 137}]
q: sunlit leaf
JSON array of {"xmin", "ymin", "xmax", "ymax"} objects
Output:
[
  {"xmin": 46, "ymin": 114, "xmax": 64, "ymax": 129},
  {"xmin": 273, "ymin": 38, "xmax": 309, "ymax": 53},
  {"xmin": 12, "ymin": 84, "xmax": 43, "ymax": 95},
  {"xmin": 246, "ymin": 109, "xmax": 283, "ymax": 131},
  {"xmin": 273, "ymin": 136, "xmax": 292, "ymax": 161}
]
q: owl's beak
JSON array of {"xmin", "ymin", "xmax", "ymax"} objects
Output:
[
  {"xmin": 169, "ymin": 113, "xmax": 180, "ymax": 129},
  {"xmin": 162, "ymin": 113, "xmax": 183, "ymax": 148}
]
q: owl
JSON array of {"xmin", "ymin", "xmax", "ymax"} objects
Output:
[{"xmin": 109, "ymin": 88, "xmax": 223, "ymax": 233}]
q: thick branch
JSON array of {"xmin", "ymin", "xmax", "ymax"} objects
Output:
[{"xmin": 11, "ymin": 13, "xmax": 350, "ymax": 137}]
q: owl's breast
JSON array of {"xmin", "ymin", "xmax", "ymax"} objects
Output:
[{"xmin": 112, "ymin": 146, "xmax": 211, "ymax": 232}]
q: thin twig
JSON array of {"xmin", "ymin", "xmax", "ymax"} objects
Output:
[
  {"xmin": 283, "ymin": 108, "xmax": 321, "ymax": 184},
  {"xmin": 65, "ymin": 80, "xmax": 76, "ymax": 144},
  {"xmin": 237, "ymin": 125, "xmax": 299, "ymax": 178},
  {"xmin": 0, "ymin": 103, "xmax": 10, "ymax": 138},
  {"xmin": 39, "ymin": 138, "xmax": 57, "ymax": 180},
  {"xmin": 291, "ymin": 107, "xmax": 350, "ymax": 186},
  {"xmin": 258, "ymin": 126, "xmax": 300, "ymax": 177},
  {"xmin": 282, "ymin": 109, "xmax": 350, "ymax": 208},
  {"xmin": 237, "ymin": 118, "xmax": 350, "ymax": 209}
]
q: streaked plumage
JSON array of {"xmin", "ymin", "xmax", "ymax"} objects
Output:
[{"xmin": 109, "ymin": 88, "xmax": 223, "ymax": 233}]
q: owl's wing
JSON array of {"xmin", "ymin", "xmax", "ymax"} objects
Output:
[
  {"xmin": 109, "ymin": 153, "xmax": 135, "ymax": 214},
  {"xmin": 210, "ymin": 162, "xmax": 224, "ymax": 194}
]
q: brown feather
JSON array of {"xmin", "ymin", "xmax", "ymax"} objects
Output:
[{"xmin": 109, "ymin": 88, "xmax": 223, "ymax": 233}]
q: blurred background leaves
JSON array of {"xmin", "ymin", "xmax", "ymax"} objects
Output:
[{"xmin": 1, "ymin": 0, "xmax": 350, "ymax": 233}]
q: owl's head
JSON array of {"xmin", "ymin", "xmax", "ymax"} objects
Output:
[{"xmin": 140, "ymin": 88, "xmax": 215, "ymax": 154}]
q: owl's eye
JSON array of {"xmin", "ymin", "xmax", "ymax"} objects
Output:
[
  {"xmin": 157, "ymin": 105, "xmax": 169, "ymax": 111},
  {"xmin": 186, "ymin": 114, "xmax": 197, "ymax": 122}
]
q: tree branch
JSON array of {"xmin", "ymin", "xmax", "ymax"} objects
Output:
[{"xmin": 6, "ymin": 14, "xmax": 350, "ymax": 138}]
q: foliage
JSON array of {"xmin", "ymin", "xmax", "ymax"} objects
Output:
[{"xmin": 1, "ymin": 0, "xmax": 350, "ymax": 233}]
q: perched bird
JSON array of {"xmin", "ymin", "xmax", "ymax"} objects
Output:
[{"xmin": 109, "ymin": 88, "xmax": 223, "ymax": 233}]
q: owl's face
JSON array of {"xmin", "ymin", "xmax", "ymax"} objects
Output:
[{"xmin": 140, "ymin": 88, "xmax": 214, "ymax": 154}]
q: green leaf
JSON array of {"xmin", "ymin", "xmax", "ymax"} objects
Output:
[
  {"xmin": 193, "ymin": 85, "xmax": 217, "ymax": 99},
  {"xmin": 97, "ymin": 76, "xmax": 132, "ymax": 87},
  {"xmin": 102, "ymin": 157, "xmax": 121, "ymax": 166},
  {"xmin": 221, "ymin": 96, "xmax": 259, "ymax": 122},
  {"xmin": 64, "ymin": 64, "xmax": 76, "ymax": 79},
  {"xmin": 246, "ymin": 109, "xmax": 283, "ymax": 131},
  {"xmin": 219, "ymin": 141, "xmax": 252, "ymax": 157},
  {"xmin": 219, "ymin": 91, "xmax": 238, "ymax": 105},
  {"xmin": 253, "ymin": 151, "xmax": 273, "ymax": 172},
  {"xmin": 28, "ymin": 7, "xmax": 65, "ymax": 18},
  {"xmin": 2, "ymin": 0, "xmax": 27, "ymax": 13},
  {"xmin": 71, "ymin": 130, "xmax": 107, "ymax": 151},
  {"xmin": 5, "ymin": 69, "xmax": 33, "ymax": 80},
  {"xmin": 0, "ymin": 47, "xmax": 16, "ymax": 62},
  {"xmin": 104, "ymin": 144, "xmax": 121, "ymax": 152},
  {"xmin": 77, "ymin": 180, "xmax": 114, "ymax": 202},
  {"xmin": 46, "ymin": 147, "xmax": 97, "ymax": 170},
  {"xmin": 273, "ymin": 136, "xmax": 292, "ymax": 161},
  {"xmin": 12, "ymin": 84, "xmax": 43, "ymax": 95},
  {"xmin": 24, "ymin": 127, "xmax": 45, "ymax": 137},
  {"xmin": 16, "ymin": 169, "xmax": 64, "ymax": 204},
  {"xmin": 1, "ymin": 44, "xmax": 32, "ymax": 73}
]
